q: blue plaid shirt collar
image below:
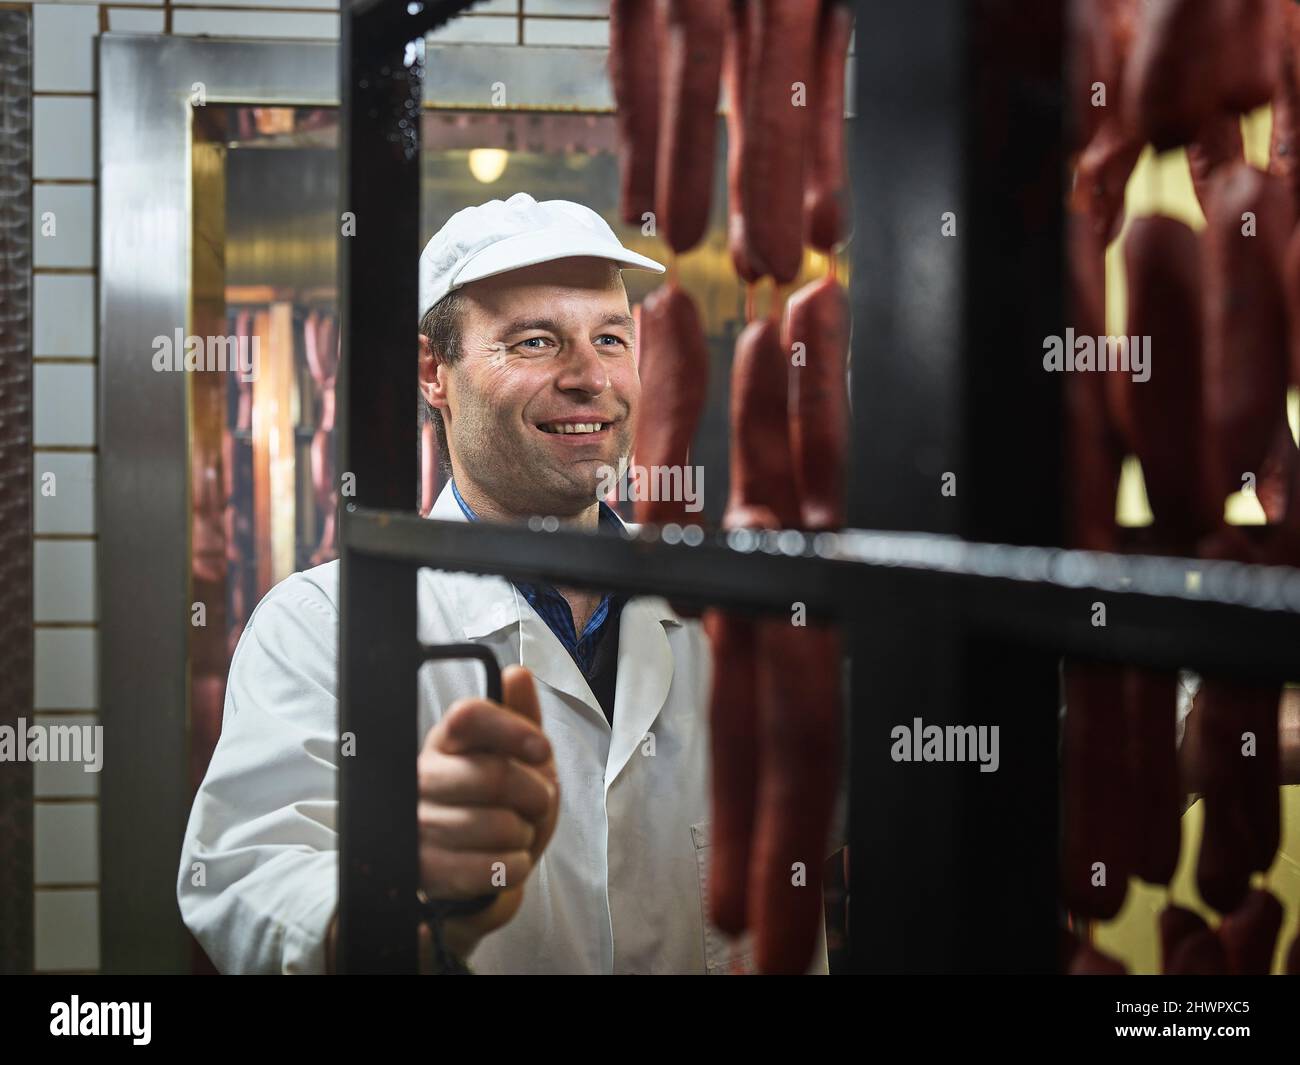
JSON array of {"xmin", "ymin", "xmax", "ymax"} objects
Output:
[{"xmin": 448, "ymin": 479, "xmax": 624, "ymax": 675}]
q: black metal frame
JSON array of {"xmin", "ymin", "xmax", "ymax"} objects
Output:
[{"xmin": 337, "ymin": 0, "xmax": 1300, "ymax": 974}]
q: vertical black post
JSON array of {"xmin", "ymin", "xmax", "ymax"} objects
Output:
[
  {"xmin": 847, "ymin": 0, "xmax": 1065, "ymax": 972},
  {"xmin": 0, "ymin": 8, "xmax": 33, "ymax": 975},
  {"xmin": 337, "ymin": 0, "xmax": 424, "ymax": 973}
]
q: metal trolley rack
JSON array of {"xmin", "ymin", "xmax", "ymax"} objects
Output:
[{"xmin": 336, "ymin": 0, "xmax": 1300, "ymax": 973}]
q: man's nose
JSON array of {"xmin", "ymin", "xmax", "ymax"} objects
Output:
[{"xmin": 555, "ymin": 340, "xmax": 610, "ymax": 396}]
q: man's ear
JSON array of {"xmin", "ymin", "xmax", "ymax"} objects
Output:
[{"xmin": 417, "ymin": 333, "xmax": 450, "ymax": 411}]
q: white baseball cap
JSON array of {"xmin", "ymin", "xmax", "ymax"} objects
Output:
[{"xmin": 418, "ymin": 192, "xmax": 666, "ymax": 321}]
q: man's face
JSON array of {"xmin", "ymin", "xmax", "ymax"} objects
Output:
[{"xmin": 434, "ymin": 256, "xmax": 640, "ymax": 518}]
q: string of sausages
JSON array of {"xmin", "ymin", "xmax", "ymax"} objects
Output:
[
  {"xmin": 1065, "ymin": 0, "xmax": 1300, "ymax": 975},
  {"xmin": 609, "ymin": 0, "xmax": 852, "ymax": 973}
]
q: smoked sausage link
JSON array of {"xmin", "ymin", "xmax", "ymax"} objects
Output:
[
  {"xmin": 609, "ymin": 1, "xmax": 662, "ymax": 228},
  {"xmin": 740, "ymin": 0, "xmax": 820, "ymax": 283},
  {"xmin": 656, "ymin": 1, "xmax": 725, "ymax": 254},
  {"xmin": 1159, "ymin": 903, "xmax": 1209, "ymax": 973},
  {"xmin": 1111, "ymin": 215, "xmax": 1210, "ymax": 539},
  {"xmin": 1186, "ymin": 114, "xmax": 1243, "ymax": 217},
  {"xmin": 751, "ymin": 620, "xmax": 841, "ymax": 974},
  {"xmin": 1188, "ymin": 678, "xmax": 1261, "ymax": 914},
  {"xmin": 723, "ymin": 0, "xmax": 760, "ymax": 283},
  {"xmin": 1269, "ymin": 2, "xmax": 1300, "ymax": 208},
  {"xmin": 1124, "ymin": 668, "xmax": 1182, "ymax": 885},
  {"xmin": 1125, "ymin": 0, "xmax": 1222, "ymax": 150},
  {"xmin": 1063, "ymin": 661, "xmax": 1134, "ymax": 919},
  {"xmin": 1066, "ymin": 213, "xmax": 1125, "ymax": 551},
  {"xmin": 632, "ymin": 283, "xmax": 709, "ymax": 526},
  {"xmin": 1071, "ymin": 0, "xmax": 1142, "ymax": 242},
  {"xmin": 703, "ymin": 610, "xmax": 759, "ymax": 936},
  {"xmin": 1068, "ymin": 944, "xmax": 1128, "ymax": 974},
  {"xmin": 1168, "ymin": 928, "xmax": 1229, "ymax": 974},
  {"xmin": 1215, "ymin": 0, "xmax": 1281, "ymax": 114},
  {"xmin": 725, "ymin": 317, "xmax": 802, "ymax": 531},
  {"xmin": 1219, "ymin": 887, "xmax": 1283, "ymax": 975},
  {"xmin": 805, "ymin": 0, "xmax": 854, "ymax": 252},
  {"xmin": 1201, "ymin": 164, "xmax": 1293, "ymax": 509},
  {"xmin": 784, "ymin": 276, "xmax": 850, "ymax": 531}
]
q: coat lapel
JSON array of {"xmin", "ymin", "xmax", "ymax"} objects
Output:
[
  {"xmin": 604, "ymin": 596, "xmax": 678, "ymax": 790},
  {"xmin": 425, "ymin": 481, "xmax": 608, "ymax": 725}
]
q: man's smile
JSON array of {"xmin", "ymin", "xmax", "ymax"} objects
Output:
[{"xmin": 534, "ymin": 416, "xmax": 617, "ymax": 439}]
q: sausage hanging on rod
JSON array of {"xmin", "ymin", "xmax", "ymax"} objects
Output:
[
  {"xmin": 1219, "ymin": 887, "xmax": 1283, "ymax": 975},
  {"xmin": 631, "ymin": 282, "xmax": 709, "ymax": 526},
  {"xmin": 722, "ymin": 0, "xmax": 761, "ymax": 284},
  {"xmin": 1125, "ymin": 0, "xmax": 1223, "ymax": 150},
  {"xmin": 1123, "ymin": 668, "xmax": 1182, "ymax": 885},
  {"xmin": 1108, "ymin": 215, "xmax": 1210, "ymax": 539},
  {"xmin": 1215, "ymin": 0, "xmax": 1281, "ymax": 115},
  {"xmin": 656, "ymin": 1, "xmax": 725, "ymax": 254},
  {"xmin": 1283, "ymin": 224, "xmax": 1300, "ymax": 397},
  {"xmin": 805, "ymin": 0, "xmax": 854, "ymax": 252},
  {"xmin": 1062, "ymin": 661, "xmax": 1135, "ymax": 919},
  {"xmin": 1064, "ymin": 213, "xmax": 1125, "ymax": 552},
  {"xmin": 1068, "ymin": 943, "xmax": 1128, "ymax": 974},
  {"xmin": 752, "ymin": 619, "xmax": 841, "ymax": 974},
  {"xmin": 1186, "ymin": 114, "xmax": 1244, "ymax": 218},
  {"xmin": 1073, "ymin": 119, "xmax": 1144, "ymax": 246},
  {"xmin": 1067, "ymin": 0, "xmax": 1113, "ymax": 154},
  {"xmin": 708, "ymin": 313, "xmax": 798, "ymax": 938},
  {"xmin": 784, "ymin": 276, "xmax": 850, "ymax": 531},
  {"xmin": 1201, "ymin": 164, "xmax": 1293, "ymax": 511},
  {"xmin": 608, "ymin": 0, "xmax": 662, "ymax": 229},
  {"xmin": 1159, "ymin": 903, "xmax": 1210, "ymax": 973},
  {"xmin": 1269, "ymin": 3, "xmax": 1300, "ymax": 209},
  {"xmin": 703, "ymin": 610, "xmax": 759, "ymax": 936},
  {"xmin": 1125, "ymin": 0, "xmax": 1276, "ymax": 153},
  {"xmin": 725, "ymin": 316, "xmax": 802, "ymax": 531},
  {"xmin": 1185, "ymin": 673, "xmax": 1277, "ymax": 914},
  {"xmin": 1168, "ymin": 928, "xmax": 1229, "ymax": 974},
  {"xmin": 739, "ymin": 0, "xmax": 820, "ymax": 283}
]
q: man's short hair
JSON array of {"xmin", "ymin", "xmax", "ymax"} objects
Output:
[{"xmin": 419, "ymin": 289, "xmax": 465, "ymax": 477}]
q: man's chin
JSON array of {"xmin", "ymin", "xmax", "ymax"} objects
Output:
[{"xmin": 527, "ymin": 460, "xmax": 621, "ymax": 514}]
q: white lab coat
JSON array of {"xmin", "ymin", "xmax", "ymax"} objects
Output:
[{"xmin": 177, "ymin": 482, "xmax": 833, "ymax": 974}]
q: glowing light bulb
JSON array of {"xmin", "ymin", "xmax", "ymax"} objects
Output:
[{"xmin": 468, "ymin": 148, "xmax": 508, "ymax": 184}]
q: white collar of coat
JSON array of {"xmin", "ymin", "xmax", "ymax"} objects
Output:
[
  {"xmin": 422, "ymin": 481, "xmax": 682, "ymax": 764},
  {"xmin": 423, "ymin": 480, "xmax": 681, "ymax": 640}
]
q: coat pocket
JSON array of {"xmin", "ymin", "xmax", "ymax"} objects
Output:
[{"xmin": 689, "ymin": 820, "xmax": 757, "ymax": 975}]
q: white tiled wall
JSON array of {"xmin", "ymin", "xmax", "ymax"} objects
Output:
[
  {"xmin": 33, "ymin": 628, "xmax": 98, "ymax": 711},
  {"xmin": 33, "ymin": 453, "xmax": 96, "ymax": 534},
  {"xmin": 32, "ymin": 185, "xmax": 94, "ymax": 268},
  {"xmin": 33, "ymin": 715, "xmax": 100, "ymax": 798},
  {"xmin": 33, "ymin": 364, "xmax": 95, "ymax": 446},
  {"xmin": 23, "ymin": 0, "xmax": 614, "ymax": 977},
  {"xmin": 34, "ymin": 890, "xmax": 99, "ymax": 971},
  {"xmin": 33, "ymin": 275, "xmax": 94, "ymax": 356},
  {"xmin": 34, "ymin": 540, "xmax": 98, "ymax": 622}
]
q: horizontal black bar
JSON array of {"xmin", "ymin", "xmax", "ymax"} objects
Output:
[{"xmin": 342, "ymin": 507, "xmax": 1300, "ymax": 680}]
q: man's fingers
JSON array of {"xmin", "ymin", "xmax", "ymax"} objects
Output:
[
  {"xmin": 418, "ymin": 803, "xmax": 536, "ymax": 853},
  {"xmin": 419, "ymin": 751, "xmax": 554, "ymax": 823},
  {"xmin": 431, "ymin": 697, "xmax": 552, "ymax": 764},
  {"xmin": 502, "ymin": 665, "xmax": 543, "ymax": 728},
  {"xmin": 419, "ymin": 847, "xmax": 534, "ymax": 899}
]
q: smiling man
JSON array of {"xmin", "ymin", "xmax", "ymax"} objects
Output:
[{"xmin": 176, "ymin": 193, "xmax": 829, "ymax": 975}]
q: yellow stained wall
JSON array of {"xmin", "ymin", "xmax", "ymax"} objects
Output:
[{"xmin": 1092, "ymin": 107, "xmax": 1300, "ymax": 973}]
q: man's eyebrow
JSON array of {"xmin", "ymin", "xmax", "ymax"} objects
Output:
[{"xmin": 497, "ymin": 312, "xmax": 637, "ymax": 338}]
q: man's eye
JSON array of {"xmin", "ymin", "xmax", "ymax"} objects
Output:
[
  {"xmin": 595, "ymin": 335, "xmax": 627, "ymax": 348},
  {"xmin": 518, "ymin": 337, "xmax": 553, "ymax": 351}
]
